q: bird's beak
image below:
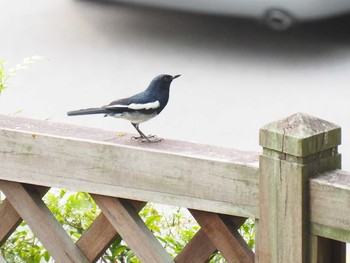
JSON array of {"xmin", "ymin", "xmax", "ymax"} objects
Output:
[{"xmin": 172, "ymin": 74, "xmax": 181, "ymax": 80}]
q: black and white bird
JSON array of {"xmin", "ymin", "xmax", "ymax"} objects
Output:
[{"xmin": 67, "ymin": 74, "xmax": 180, "ymax": 142}]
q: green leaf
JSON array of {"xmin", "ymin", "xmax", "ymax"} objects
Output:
[
  {"xmin": 33, "ymin": 253, "xmax": 42, "ymax": 263},
  {"xmin": 112, "ymin": 245, "xmax": 128, "ymax": 257},
  {"xmin": 43, "ymin": 250, "xmax": 51, "ymax": 262},
  {"xmin": 145, "ymin": 214, "xmax": 162, "ymax": 225}
]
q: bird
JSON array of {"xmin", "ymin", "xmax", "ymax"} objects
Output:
[{"xmin": 67, "ymin": 74, "xmax": 180, "ymax": 143}]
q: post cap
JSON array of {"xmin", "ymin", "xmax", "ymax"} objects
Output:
[{"xmin": 260, "ymin": 113, "xmax": 341, "ymax": 157}]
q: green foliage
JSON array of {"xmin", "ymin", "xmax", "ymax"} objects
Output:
[
  {"xmin": 1, "ymin": 189, "xmax": 255, "ymax": 263},
  {"xmin": 45, "ymin": 190, "xmax": 100, "ymax": 241},
  {"xmin": 1, "ymin": 189, "xmax": 100, "ymax": 263},
  {"xmin": 0, "ymin": 59, "xmax": 9, "ymax": 93},
  {"xmin": 1, "ymin": 222, "xmax": 49, "ymax": 263},
  {"xmin": 239, "ymin": 217, "xmax": 256, "ymax": 249},
  {"xmin": 0, "ymin": 56, "xmax": 48, "ymax": 94},
  {"xmin": 140, "ymin": 204, "xmax": 199, "ymax": 257}
]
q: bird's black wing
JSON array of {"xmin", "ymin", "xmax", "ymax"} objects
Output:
[{"xmin": 103, "ymin": 93, "xmax": 160, "ymax": 114}]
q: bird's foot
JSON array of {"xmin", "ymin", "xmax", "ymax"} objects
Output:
[{"xmin": 131, "ymin": 134, "xmax": 163, "ymax": 143}]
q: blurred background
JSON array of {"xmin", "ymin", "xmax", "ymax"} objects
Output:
[{"xmin": 1, "ymin": 0, "xmax": 350, "ymax": 260}]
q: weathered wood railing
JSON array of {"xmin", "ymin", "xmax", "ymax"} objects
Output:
[{"xmin": 0, "ymin": 113, "xmax": 349, "ymax": 263}]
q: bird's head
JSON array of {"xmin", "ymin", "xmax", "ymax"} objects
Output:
[
  {"xmin": 145, "ymin": 74, "xmax": 180, "ymax": 113},
  {"xmin": 147, "ymin": 74, "xmax": 181, "ymax": 94}
]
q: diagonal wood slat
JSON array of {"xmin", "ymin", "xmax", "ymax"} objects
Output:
[
  {"xmin": 92, "ymin": 195, "xmax": 174, "ymax": 263},
  {"xmin": 0, "ymin": 185, "xmax": 49, "ymax": 246},
  {"xmin": 0, "ymin": 199, "xmax": 22, "ymax": 247},
  {"xmin": 77, "ymin": 213, "xmax": 118, "ymax": 263},
  {"xmin": 0, "ymin": 183, "xmax": 254, "ymax": 263},
  {"xmin": 190, "ymin": 209, "xmax": 254, "ymax": 263},
  {"xmin": 175, "ymin": 229, "xmax": 216, "ymax": 263},
  {"xmin": 77, "ymin": 200, "xmax": 146, "ymax": 262},
  {"xmin": 1, "ymin": 113, "xmax": 349, "ymax": 263},
  {"xmin": 0, "ymin": 181, "xmax": 89, "ymax": 263},
  {"xmin": 175, "ymin": 215, "xmax": 247, "ymax": 263},
  {"xmin": 0, "ymin": 184, "xmax": 148, "ymax": 263}
]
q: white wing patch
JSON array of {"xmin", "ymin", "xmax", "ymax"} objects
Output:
[
  {"xmin": 107, "ymin": 101, "xmax": 160, "ymax": 110},
  {"xmin": 106, "ymin": 104, "xmax": 128, "ymax": 109},
  {"xmin": 129, "ymin": 101, "xmax": 160, "ymax": 110}
]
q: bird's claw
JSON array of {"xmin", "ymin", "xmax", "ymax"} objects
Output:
[{"xmin": 131, "ymin": 135, "xmax": 163, "ymax": 143}]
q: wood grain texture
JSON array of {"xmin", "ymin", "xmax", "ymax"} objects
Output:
[
  {"xmin": 0, "ymin": 114, "xmax": 259, "ymax": 218},
  {"xmin": 258, "ymin": 113, "xmax": 342, "ymax": 263},
  {"xmin": 190, "ymin": 210, "xmax": 254, "ymax": 263},
  {"xmin": 77, "ymin": 200, "xmax": 146, "ymax": 262},
  {"xmin": 77, "ymin": 213, "xmax": 118, "ymax": 262},
  {"xmin": 175, "ymin": 215, "xmax": 247, "ymax": 263},
  {"xmin": 310, "ymin": 169, "xmax": 350, "ymax": 242},
  {"xmin": 0, "ymin": 181, "xmax": 89, "ymax": 263},
  {"xmin": 0, "ymin": 199, "xmax": 22, "ymax": 246},
  {"xmin": 174, "ymin": 229, "xmax": 216, "ymax": 263},
  {"xmin": 0, "ymin": 185, "xmax": 48, "ymax": 246},
  {"xmin": 259, "ymin": 157, "xmax": 309, "ymax": 263},
  {"xmin": 2, "ymin": 114, "xmax": 350, "ymax": 263},
  {"xmin": 260, "ymin": 113, "xmax": 340, "ymax": 157},
  {"xmin": 92, "ymin": 195, "xmax": 174, "ymax": 263}
]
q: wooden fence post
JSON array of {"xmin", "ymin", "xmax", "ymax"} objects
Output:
[{"xmin": 257, "ymin": 113, "xmax": 342, "ymax": 263}]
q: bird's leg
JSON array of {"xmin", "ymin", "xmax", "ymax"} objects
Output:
[
  {"xmin": 132, "ymin": 123, "xmax": 150, "ymax": 142},
  {"xmin": 131, "ymin": 123, "xmax": 162, "ymax": 143}
]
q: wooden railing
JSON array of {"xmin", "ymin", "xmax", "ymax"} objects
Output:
[{"xmin": 0, "ymin": 113, "xmax": 349, "ymax": 263}]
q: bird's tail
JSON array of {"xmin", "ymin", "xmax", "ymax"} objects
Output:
[{"xmin": 67, "ymin": 108, "xmax": 108, "ymax": 116}]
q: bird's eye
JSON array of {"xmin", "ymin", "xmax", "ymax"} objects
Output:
[{"xmin": 163, "ymin": 76, "xmax": 169, "ymax": 82}]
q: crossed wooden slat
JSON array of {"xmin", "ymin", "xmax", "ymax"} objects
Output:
[{"xmin": 0, "ymin": 181, "xmax": 254, "ymax": 263}]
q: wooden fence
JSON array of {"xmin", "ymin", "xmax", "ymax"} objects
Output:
[{"xmin": 0, "ymin": 112, "xmax": 349, "ymax": 263}]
